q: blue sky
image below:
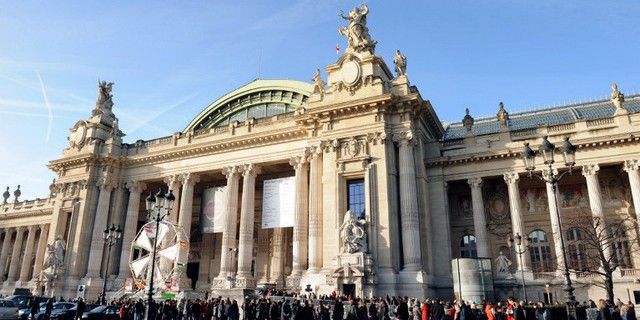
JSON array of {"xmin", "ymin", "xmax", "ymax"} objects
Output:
[{"xmin": 1, "ymin": 1, "xmax": 639, "ymax": 199}]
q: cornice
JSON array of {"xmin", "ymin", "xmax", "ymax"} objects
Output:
[
  {"xmin": 125, "ymin": 126, "xmax": 307, "ymax": 167},
  {"xmin": 426, "ymin": 134, "xmax": 640, "ymax": 168}
]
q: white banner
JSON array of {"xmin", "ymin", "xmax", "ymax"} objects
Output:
[
  {"xmin": 201, "ymin": 186, "xmax": 226, "ymax": 233},
  {"xmin": 261, "ymin": 176, "xmax": 296, "ymax": 229}
]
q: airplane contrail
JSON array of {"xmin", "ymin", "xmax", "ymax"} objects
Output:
[{"xmin": 36, "ymin": 71, "xmax": 53, "ymax": 143}]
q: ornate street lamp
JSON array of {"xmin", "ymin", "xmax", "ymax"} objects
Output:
[
  {"xmin": 144, "ymin": 189, "xmax": 175, "ymax": 320},
  {"xmin": 521, "ymin": 136, "xmax": 578, "ymax": 320},
  {"xmin": 507, "ymin": 232, "xmax": 530, "ymax": 302},
  {"xmin": 101, "ymin": 223, "xmax": 122, "ymax": 305}
]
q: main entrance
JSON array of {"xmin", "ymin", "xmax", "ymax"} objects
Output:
[{"xmin": 343, "ymin": 284, "xmax": 355, "ymax": 298}]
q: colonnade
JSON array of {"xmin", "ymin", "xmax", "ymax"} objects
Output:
[
  {"xmin": 0, "ymin": 224, "xmax": 49, "ymax": 286},
  {"xmin": 465, "ymin": 159, "xmax": 640, "ymax": 272}
]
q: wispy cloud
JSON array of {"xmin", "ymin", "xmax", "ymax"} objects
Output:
[
  {"xmin": 0, "ymin": 110, "xmax": 69, "ymax": 119},
  {"xmin": 121, "ymin": 92, "xmax": 199, "ymax": 135},
  {"xmin": 0, "ymin": 99, "xmax": 85, "ymax": 113},
  {"xmin": 36, "ymin": 71, "xmax": 54, "ymax": 142}
]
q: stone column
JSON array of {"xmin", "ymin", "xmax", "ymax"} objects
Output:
[
  {"xmin": 164, "ymin": 175, "xmax": 182, "ymax": 224},
  {"xmin": 468, "ymin": 177, "xmax": 490, "ymax": 258},
  {"xmin": 582, "ymin": 164, "xmax": 612, "ymax": 260},
  {"xmin": 624, "ymin": 160, "xmax": 640, "ymax": 223},
  {"xmin": 7, "ymin": 227, "xmax": 26, "ymax": 282},
  {"xmin": 394, "ymin": 132, "xmax": 422, "ymax": 271},
  {"xmin": 178, "ymin": 173, "xmax": 199, "ymax": 240},
  {"xmin": 237, "ymin": 164, "xmax": 260, "ymax": 280},
  {"xmin": 118, "ymin": 181, "xmax": 146, "ymax": 277},
  {"xmin": 32, "ymin": 225, "xmax": 49, "ymax": 279},
  {"xmin": 18, "ymin": 225, "xmax": 37, "ymax": 282},
  {"xmin": 542, "ymin": 169, "xmax": 566, "ymax": 272},
  {"xmin": 85, "ymin": 178, "xmax": 115, "ymax": 278},
  {"xmin": 307, "ymin": 149, "xmax": 323, "ymax": 273},
  {"xmin": 289, "ymin": 155, "xmax": 309, "ymax": 276},
  {"xmin": 218, "ymin": 166, "xmax": 241, "ymax": 278},
  {"xmin": 269, "ymin": 228, "xmax": 285, "ymax": 286},
  {"xmin": 0, "ymin": 228, "xmax": 12, "ymax": 279},
  {"xmin": 503, "ymin": 172, "xmax": 531, "ymax": 271}
]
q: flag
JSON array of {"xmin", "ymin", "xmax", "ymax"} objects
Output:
[{"xmin": 336, "ymin": 45, "xmax": 340, "ymax": 55}]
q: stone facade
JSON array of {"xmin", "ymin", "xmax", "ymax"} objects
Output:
[{"xmin": 1, "ymin": 6, "xmax": 640, "ymax": 303}]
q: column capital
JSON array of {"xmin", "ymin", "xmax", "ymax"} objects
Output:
[
  {"xmin": 289, "ymin": 155, "xmax": 308, "ymax": 170},
  {"xmin": 222, "ymin": 166, "xmax": 242, "ymax": 179},
  {"xmin": 97, "ymin": 176, "xmax": 116, "ymax": 191},
  {"xmin": 242, "ymin": 164, "xmax": 261, "ymax": 178},
  {"xmin": 40, "ymin": 224, "xmax": 50, "ymax": 233},
  {"xmin": 581, "ymin": 164, "xmax": 600, "ymax": 177},
  {"xmin": 392, "ymin": 131, "xmax": 414, "ymax": 146},
  {"xmin": 503, "ymin": 172, "xmax": 520, "ymax": 185},
  {"xmin": 180, "ymin": 172, "xmax": 200, "ymax": 186},
  {"xmin": 467, "ymin": 177, "xmax": 483, "ymax": 189},
  {"xmin": 26, "ymin": 225, "xmax": 36, "ymax": 232},
  {"xmin": 164, "ymin": 174, "xmax": 183, "ymax": 187},
  {"xmin": 308, "ymin": 145, "xmax": 323, "ymax": 159},
  {"xmin": 125, "ymin": 181, "xmax": 147, "ymax": 193},
  {"xmin": 15, "ymin": 226, "xmax": 25, "ymax": 232},
  {"xmin": 624, "ymin": 160, "xmax": 639, "ymax": 172}
]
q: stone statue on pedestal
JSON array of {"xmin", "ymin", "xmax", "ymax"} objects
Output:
[
  {"xmin": 338, "ymin": 4, "xmax": 377, "ymax": 53},
  {"xmin": 611, "ymin": 82, "xmax": 625, "ymax": 110},
  {"xmin": 43, "ymin": 236, "xmax": 66, "ymax": 272},
  {"xmin": 339, "ymin": 210, "xmax": 367, "ymax": 253},
  {"xmin": 92, "ymin": 80, "xmax": 115, "ymax": 118},
  {"xmin": 312, "ymin": 69, "xmax": 325, "ymax": 95},
  {"xmin": 393, "ymin": 50, "xmax": 407, "ymax": 77},
  {"xmin": 494, "ymin": 251, "xmax": 512, "ymax": 276}
]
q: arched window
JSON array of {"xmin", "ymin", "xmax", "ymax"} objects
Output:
[
  {"xmin": 528, "ymin": 230, "xmax": 553, "ymax": 272},
  {"xmin": 566, "ymin": 228, "xmax": 589, "ymax": 271},
  {"xmin": 460, "ymin": 235, "xmax": 477, "ymax": 258},
  {"xmin": 610, "ymin": 227, "xmax": 633, "ymax": 268}
]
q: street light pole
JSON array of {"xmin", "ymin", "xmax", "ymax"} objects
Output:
[
  {"xmin": 521, "ymin": 136, "xmax": 578, "ymax": 320},
  {"xmin": 144, "ymin": 189, "xmax": 175, "ymax": 320},
  {"xmin": 508, "ymin": 233, "xmax": 530, "ymax": 302},
  {"xmin": 100, "ymin": 224, "xmax": 122, "ymax": 305}
]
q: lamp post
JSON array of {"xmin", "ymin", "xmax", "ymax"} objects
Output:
[
  {"xmin": 100, "ymin": 224, "xmax": 122, "ymax": 305},
  {"xmin": 521, "ymin": 136, "xmax": 578, "ymax": 320},
  {"xmin": 507, "ymin": 232, "xmax": 530, "ymax": 302},
  {"xmin": 144, "ymin": 189, "xmax": 175, "ymax": 320}
]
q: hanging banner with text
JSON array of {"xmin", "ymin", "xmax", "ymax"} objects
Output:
[
  {"xmin": 201, "ymin": 186, "xmax": 226, "ymax": 233},
  {"xmin": 261, "ymin": 176, "xmax": 296, "ymax": 229}
]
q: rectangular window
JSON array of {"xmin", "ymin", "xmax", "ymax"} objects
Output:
[{"xmin": 347, "ymin": 179, "xmax": 365, "ymax": 219}]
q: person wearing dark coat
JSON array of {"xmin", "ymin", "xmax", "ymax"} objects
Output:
[
  {"xmin": 75, "ymin": 298, "xmax": 86, "ymax": 320},
  {"xmin": 332, "ymin": 299, "xmax": 344, "ymax": 320},
  {"xmin": 430, "ymin": 301, "xmax": 445, "ymax": 320},
  {"xmin": 396, "ymin": 299, "xmax": 410, "ymax": 320}
]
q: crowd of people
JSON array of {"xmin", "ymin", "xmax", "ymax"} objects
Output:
[{"xmin": 4, "ymin": 292, "xmax": 637, "ymax": 320}]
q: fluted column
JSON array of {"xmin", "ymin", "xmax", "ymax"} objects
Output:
[
  {"xmin": 468, "ymin": 177, "xmax": 490, "ymax": 258},
  {"xmin": 32, "ymin": 225, "xmax": 49, "ymax": 279},
  {"xmin": 395, "ymin": 132, "xmax": 422, "ymax": 271},
  {"xmin": 7, "ymin": 227, "xmax": 26, "ymax": 281},
  {"xmin": 543, "ymin": 169, "xmax": 566, "ymax": 272},
  {"xmin": 118, "ymin": 181, "xmax": 146, "ymax": 277},
  {"xmin": 0, "ymin": 229, "xmax": 12, "ymax": 279},
  {"xmin": 18, "ymin": 225, "xmax": 37, "ymax": 281},
  {"xmin": 164, "ymin": 175, "xmax": 182, "ymax": 224},
  {"xmin": 85, "ymin": 178, "xmax": 115, "ymax": 278},
  {"xmin": 289, "ymin": 155, "xmax": 309, "ymax": 276},
  {"xmin": 582, "ymin": 164, "xmax": 612, "ymax": 260},
  {"xmin": 269, "ymin": 228, "xmax": 285, "ymax": 286},
  {"xmin": 504, "ymin": 172, "xmax": 531, "ymax": 271},
  {"xmin": 178, "ymin": 173, "xmax": 198, "ymax": 240},
  {"xmin": 237, "ymin": 164, "xmax": 260, "ymax": 279},
  {"xmin": 624, "ymin": 160, "xmax": 640, "ymax": 223},
  {"xmin": 218, "ymin": 166, "xmax": 241, "ymax": 278},
  {"xmin": 307, "ymin": 148, "xmax": 323, "ymax": 273}
]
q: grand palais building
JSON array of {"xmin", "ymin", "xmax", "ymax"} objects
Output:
[{"xmin": 1, "ymin": 6, "xmax": 639, "ymax": 304}]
